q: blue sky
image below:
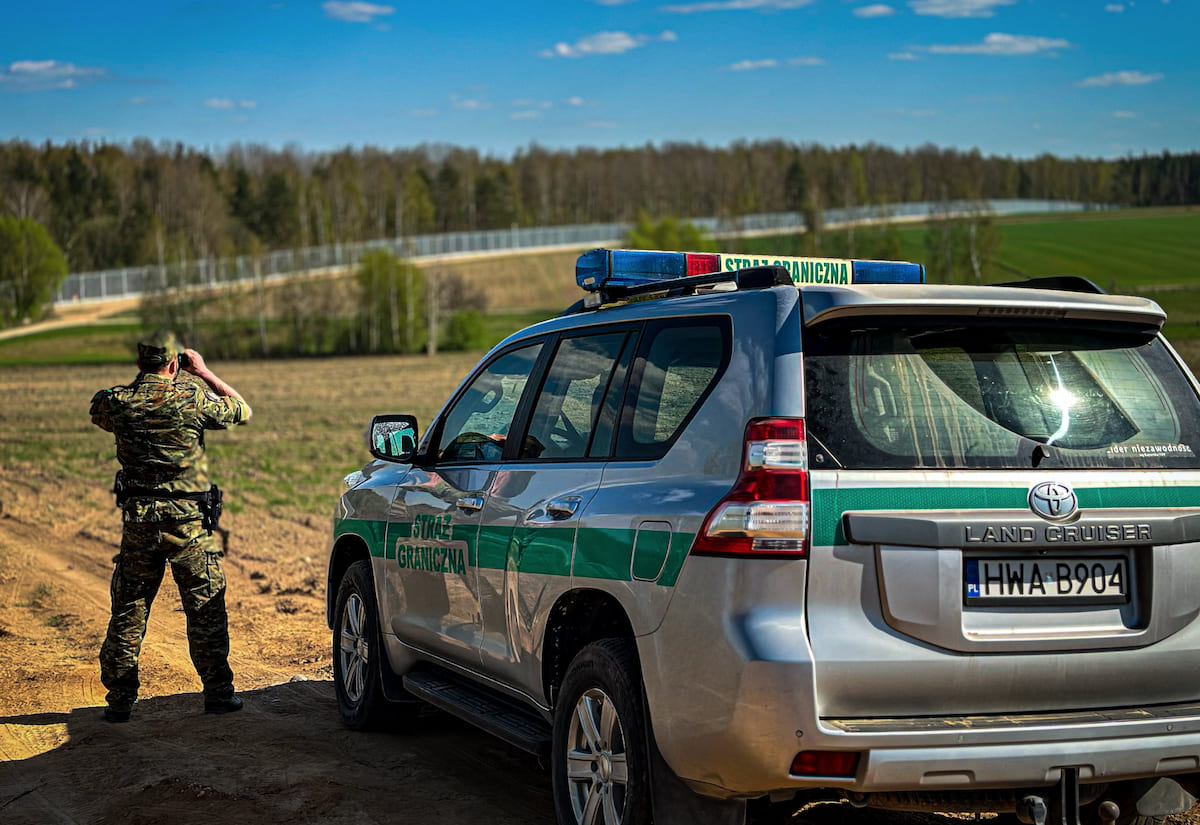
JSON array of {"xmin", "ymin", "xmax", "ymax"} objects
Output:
[{"xmin": 0, "ymin": 0, "xmax": 1195, "ymax": 160}]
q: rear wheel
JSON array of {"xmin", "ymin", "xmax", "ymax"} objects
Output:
[
  {"xmin": 552, "ymin": 639, "xmax": 651, "ymax": 825},
  {"xmin": 333, "ymin": 559, "xmax": 390, "ymax": 730}
]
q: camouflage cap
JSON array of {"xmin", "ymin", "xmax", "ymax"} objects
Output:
[{"xmin": 137, "ymin": 329, "xmax": 181, "ymax": 369}]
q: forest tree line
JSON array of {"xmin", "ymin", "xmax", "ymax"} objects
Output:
[{"xmin": 1, "ymin": 138, "xmax": 1198, "ymax": 275}]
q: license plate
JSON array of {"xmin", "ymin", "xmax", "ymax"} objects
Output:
[{"xmin": 964, "ymin": 557, "xmax": 1130, "ymax": 606}]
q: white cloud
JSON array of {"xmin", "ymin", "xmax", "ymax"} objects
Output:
[
  {"xmin": 661, "ymin": 0, "xmax": 814, "ymax": 13},
  {"xmin": 451, "ymin": 94, "xmax": 491, "ymax": 110},
  {"xmin": 0, "ymin": 60, "xmax": 107, "ymax": 91},
  {"xmin": 1105, "ymin": 3, "xmax": 1124, "ymax": 10},
  {"xmin": 511, "ymin": 110, "xmax": 543, "ymax": 120},
  {"xmin": 206, "ymin": 98, "xmax": 257, "ymax": 110},
  {"xmin": 322, "ymin": 2, "xmax": 395, "ymax": 23},
  {"xmin": 909, "ymin": 0, "xmax": 1016, "ymax": 18},
  {"xmin": 1077, "ymin": 70, "xmax": 1164, "ymax": 87},
  {"xmin": 730, "ymin": 59, "xmax": 779, "ymax": 70},
  {"xmin": 854, "ymin": 4, "xmax": 896, "ymax": 17},
  {"xmin": 889, "ymin": 51, "xmax": 919, "ymax": 60},
  {"xmin": 410, "ymin": 108, "xmax": 437, "ymax": 117},
  {"xmin": 595, "ymin": 0, "xmax": 637, "ymax": 4},
  {"xmin": 788, "ymin": 56, "xmax": 825, "ymax": 65},
  {"xmin": 586, "ymin": 120, "xmax": 620, "ymax": 128},
  {"xmin": 541, "ymin": 30, "xmax": 675, "ymax": 58},
  {"xmin": 566, "ymin": 96, "xmax": 587, "ymax": 106},
  {"xmin": 924, "ymin": 33, "xmax": 1070, "ymax": 55},
  {"xmin": 1113, "ymin": 110, "xmax": 1136, "ymax": 118}
]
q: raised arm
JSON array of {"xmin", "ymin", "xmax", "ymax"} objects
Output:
[{"xmin": 181, "ymin": 349, "xmax": 253, "ymax": 421}]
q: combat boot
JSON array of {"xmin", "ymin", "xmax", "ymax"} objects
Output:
[
  {"xmin": 204, "ymin": 695, "xmax": 243, "ymax": 715},
  {"xmin": 103, "ymin": 706, "xmax": 132, "ymax": 723}
]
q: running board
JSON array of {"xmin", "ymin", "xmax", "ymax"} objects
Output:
[{"xmin": 403, "ymin": 669, "xmax": 551, "ymax": 757}]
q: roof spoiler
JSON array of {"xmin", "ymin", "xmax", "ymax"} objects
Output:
[{"xmin": 991, "ymin": 276, "xmax": 1106, "ymax": 295}]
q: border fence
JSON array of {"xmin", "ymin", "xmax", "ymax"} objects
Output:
[{"xmin": 54, "ymin": 199, "xmax": 1107, "ymax": 306}]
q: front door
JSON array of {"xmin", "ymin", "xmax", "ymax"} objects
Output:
[{"xmin": 383, "ymin": 341, "xmax": 545, "ymax": 669}]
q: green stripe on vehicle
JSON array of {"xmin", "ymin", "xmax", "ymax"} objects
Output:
[
  {"xmin": 811, "ymin": 485, "xmax": 1200, "ymax": 547},
  {"xmin": 333, "ymin": 515, "xmax": 705, "ymax": 585},
  {"xmin": 334, "ymin": 518, "xmax": 389, "ymax": 558},
  {"xmin": 574, "ymin": 528, "xmax": 637, "ymax": 581}
]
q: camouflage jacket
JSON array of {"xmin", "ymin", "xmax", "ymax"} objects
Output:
[{"xmin": 91, "ymin": 373, "xmax": 250, "ymax": 523}]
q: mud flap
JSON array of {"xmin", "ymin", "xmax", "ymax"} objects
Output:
[
  {"xmin": 644, "ymin": 713, "xmax": 746, "ymax": 825},
  {"xmin": 1130, "ymin": 777, "xmax": 1197, "ymax": 819}
]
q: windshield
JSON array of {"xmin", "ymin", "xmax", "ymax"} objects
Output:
[{"xmin": 803, "ymin": 322, "xmax": 1200, "ymax": 470}]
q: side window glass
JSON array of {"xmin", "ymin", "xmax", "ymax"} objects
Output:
[
  {"xmin": 437, "ymin": 343, "xmax": 543, "ymax": 463},
  {"xmin": 619, "ymin": 321, "xmax": 727, "ymax": 459},
  {"xmin": 588, "ymin": 333, "xmax": 639, "ymax": 458},
  {"xmin": 522, "ymin": 332, "xmax": 628, "ymax": 460}
]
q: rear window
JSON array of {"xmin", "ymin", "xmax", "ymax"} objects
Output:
[{"xmin": 803, "ymin": 322, "xmax": 1200, "ymax": 470}]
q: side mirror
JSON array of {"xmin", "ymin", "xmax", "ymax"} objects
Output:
[{"xmin": 368, "ymin": 414, "xmax": 420, "ymax": 463}]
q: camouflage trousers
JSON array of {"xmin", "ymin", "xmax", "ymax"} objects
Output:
[{"xmin": 100, "ymin": 518, "xmax": 235, "ymax": 711}]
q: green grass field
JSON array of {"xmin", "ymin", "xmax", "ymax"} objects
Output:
[
  {"xmin": 738, "ymin": 207, "xmax": 1200, "ymax": 338},
  {"xmin": 3, "ymin": 207, "xmax": 1199, "ymax": 364}
]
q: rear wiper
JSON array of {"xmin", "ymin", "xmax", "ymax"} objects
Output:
[{"xmin": 1031, "ymin": 442, "xmax": 1051, "ymax": 468}]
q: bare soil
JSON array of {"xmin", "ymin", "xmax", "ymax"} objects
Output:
[{"xmin": 1, "ymin": 359, "xmax": 1198, "ymax": 825}]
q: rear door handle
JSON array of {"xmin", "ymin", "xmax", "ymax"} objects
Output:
[
  {"xmin": 525, "ymin": 495, "xmax": 583, "ymax": 525},
  {"xmin": 455, "ymin": 495, "xmax": 485, "ymax": 514},
  {"xmin": 546, "ymin": 496, "xmax": 582, "ymax": 520}
]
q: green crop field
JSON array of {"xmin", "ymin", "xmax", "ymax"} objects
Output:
[
  {"xmin": 740, "ymin": 207, "xmax": 1200, "ymax": 339},
  {"xmin": 3, "ymin": 207, "xmax": 1200, "ymax": 364}
]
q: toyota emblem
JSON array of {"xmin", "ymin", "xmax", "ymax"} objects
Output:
[{"xmin": 1028, "ymin": 481, "xmax": 1078, "ymax": 522}]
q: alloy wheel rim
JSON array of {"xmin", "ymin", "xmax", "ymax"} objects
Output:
[
  {"xmin": 565, "ymin": 687, "xmax": 628, "ymax": 825},
  {"xmin": 338, "ymin": 592, "xmax": 368, "ymax": 704}
]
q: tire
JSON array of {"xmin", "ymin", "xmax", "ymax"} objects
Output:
[
  {"xmin": 332, "ymin": 559, "xmax": 390, "ymax": 730},
  {"xmin": 551, "ymin": 639, "xmax": 652, "ymax": 825}
]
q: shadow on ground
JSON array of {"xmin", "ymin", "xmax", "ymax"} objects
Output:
[
  {"xmin": 0, "ymin": 679, "xmax": 1027, "ymax": 825},
  {"xmin": 0, "ymin": 679, "xmax": 553, "ymax": 825}
]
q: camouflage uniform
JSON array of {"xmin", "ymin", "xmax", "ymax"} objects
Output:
[{"xmin": 90, "ymin": 337, "xmax": 250, "ymax": 713}]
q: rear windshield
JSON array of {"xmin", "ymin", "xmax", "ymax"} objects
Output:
[{"xmin": 803, "ymin": 322, "xmax": 1200, "ymax": 470}]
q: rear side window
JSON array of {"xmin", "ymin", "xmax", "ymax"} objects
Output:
[
  {"xmin": 617, "ymin": 318, "xmax": 730, "ymax": 460},
  {"xmin": 522, "ymin": 331, "xmax": 630, "ymax": 460},
  {"xmin": 804, "ymin": 323, "xmax": 1200, "ymax": 470}
]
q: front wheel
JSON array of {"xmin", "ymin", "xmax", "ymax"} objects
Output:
[
  {"xmin": 333, "ymin": 559, "xmax": 389, "ymax": 730},
  {"xmin": 551, "ymin": 639, "xmax": 651, "ymax": 825}
]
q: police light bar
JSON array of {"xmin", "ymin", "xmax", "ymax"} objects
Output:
[{"xmin": 576, "ymin": 249, "xmax": 924, "ymax": 292}]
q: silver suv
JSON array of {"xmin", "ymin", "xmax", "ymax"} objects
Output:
[{"xmin": 327, "ymin": 249, "xmax": 1200, "ymax": 825}]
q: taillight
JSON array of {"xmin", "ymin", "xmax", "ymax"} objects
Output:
[
  {"xmin": 790, "ymin": 750, "xmax": 860, "ymax": 778},
  {"xmin": 690, "ymin": 417, "xmax": 809, "ymax": 559}
]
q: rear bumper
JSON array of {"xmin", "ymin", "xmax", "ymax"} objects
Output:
[
  {"xmin": 645, "ymin": 649, "xmax": 1200, "ymax": 797},
  {"xmin": 639, "ymin": 556, "xmax": 1200, "ymax": 799},
  {"xmin": 851, "ymin": 728, "xmax": 1200, "ymax": 793}
]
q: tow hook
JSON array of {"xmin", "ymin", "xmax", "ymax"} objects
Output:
[{"xmin": 1016, "ymin": 768, "xmax": 1122, "ymax": 825}]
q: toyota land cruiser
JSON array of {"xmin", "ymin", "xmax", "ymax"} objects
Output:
[{"xmin": 327, "ymin": 249, "xmax": 1200, "ymax": 825}]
